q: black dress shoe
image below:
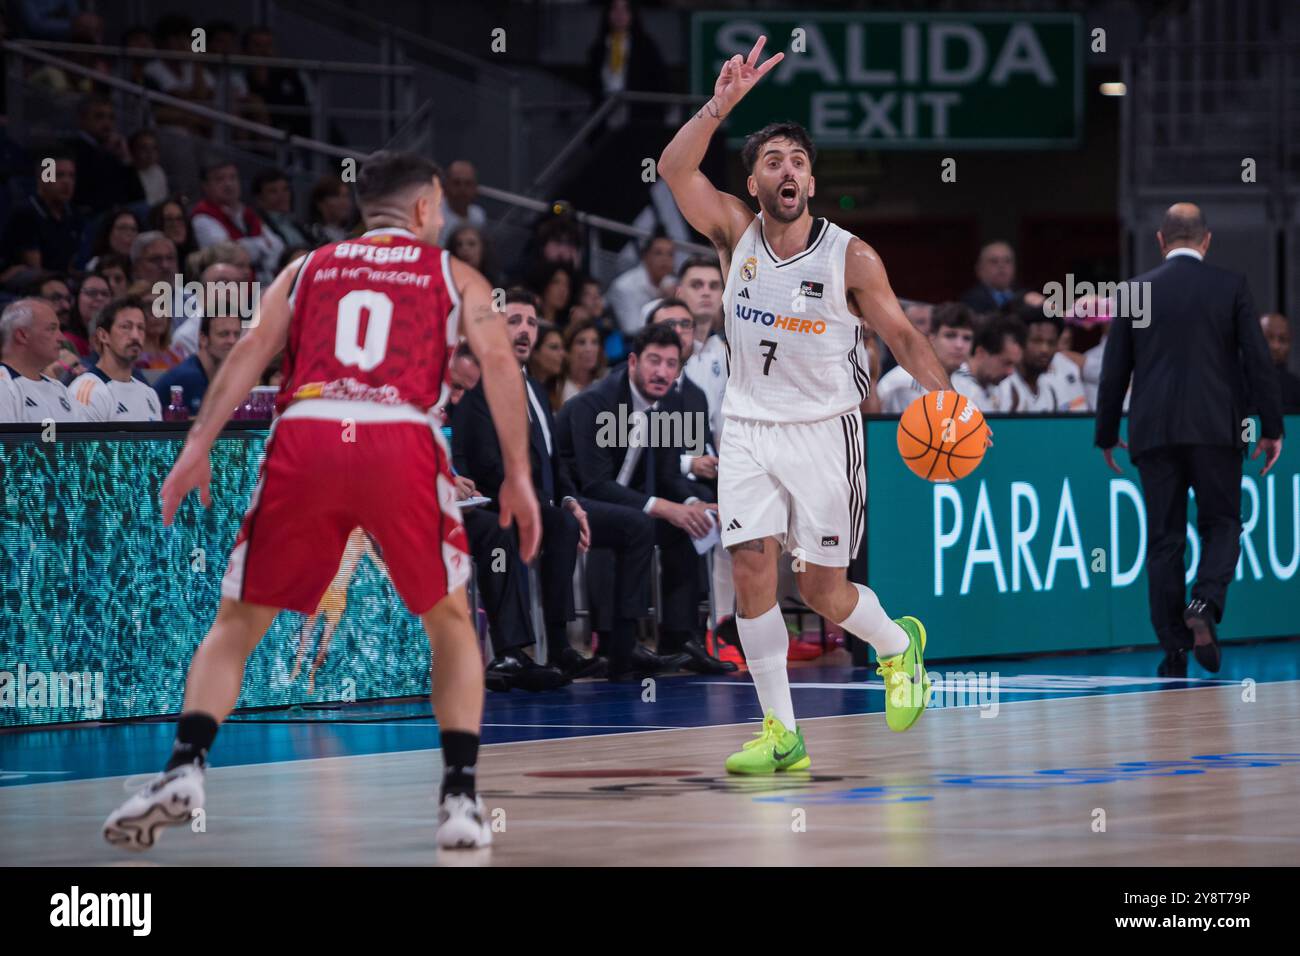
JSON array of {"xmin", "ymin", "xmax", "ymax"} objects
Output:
[
  {"xmin": 608, "ymin": 645, "xmax": 691, "ymax": 682},
  {"xmin": 485, "ymin": 654, "xmax": 569, "ymax": 692},
  {"xmin": 1184, "ymin": 599, "xmax": 1221, "ymax": 673},
  {"xmin": 553, "ymin": 646, "xmax": 608, "ymax": 680},
  {"xmin": 1156, "ymin": 649, "xmax": 1188, "ymax": 678},
  {"xmin": 676, "ymin": 638, "xmax": 738, "ymax": 674}
]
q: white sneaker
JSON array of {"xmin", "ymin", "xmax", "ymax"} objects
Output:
[
  {"xmin": 103, "ymin": 763, "xmax": 205, "ymax": 851},
  {"xmin": 436, "ymin": 793, "xmax": 492, "ymax": 849}
]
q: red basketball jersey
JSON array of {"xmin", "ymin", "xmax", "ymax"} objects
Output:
[{"xmin": 276, "ymin": 228, "xmax": 459, "ymax": 415}]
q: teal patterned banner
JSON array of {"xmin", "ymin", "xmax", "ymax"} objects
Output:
[{"xmin": 0, "ymin": 430, "xmax": 429, "ymax": 727}]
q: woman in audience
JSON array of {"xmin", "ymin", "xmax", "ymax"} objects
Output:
[
  {"xmin": 556, "ymin": 316, "xmax": 607, "ymax": 405},
  {"xmin": 308, "ymin": 176, "xmax": 354, "ymax": 245},
  {"xmin": 95, "ymin": 253, "xmax": 132, "ymax": 298},
  {"xmin": 533, "ymin": 262, "xmax": 577, "ymax": 327},
  {"xmin": 130, "ymin": 279, "xmax": 185, "ymax": 370},
  {"xmin": 68, "ymin": 273, "xmax": 112, "ymax": 357},
  {"xmin": 84, "ymin": 207, "xmax": 140, "ymax": 272},
  {"xmin": 446, "ymin": 224, "xmax": 501, "ymax": 286},
  {"xmin": 148, "ymin": 197, "xmax": 198, "ymax": 271},
  {"xmin": 528, "ymin": 323, "xmax": 565, "ymax": 410}
]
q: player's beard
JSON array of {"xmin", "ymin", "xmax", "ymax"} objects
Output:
[{"xmin": 758, "ymin": 183, "xmax": 807, "ymax": 224}]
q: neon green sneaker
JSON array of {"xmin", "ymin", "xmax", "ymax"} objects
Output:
[
  {"xmin": 877, "ymin": 616, "xmax": 932, "ymax": 732},
  {"xmin": 724, "ymin": 710, "xmax": 811, "ymax": 774}
]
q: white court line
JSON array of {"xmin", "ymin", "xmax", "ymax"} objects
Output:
[{"xmin": 1, "ymin": 679, "xmax": 1296, "ymax": 791}]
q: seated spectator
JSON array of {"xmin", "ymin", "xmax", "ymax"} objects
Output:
[
  {"xmin": 71, "ymin": 93, "xmax": 142, "ymax": 216},
  {"xmin": 0, "ymin": 299, "xmax": 81, "ymax": 422},
  {"xmin": 129, "ymin": 130, "xmax": 169, "ymax": 206},
  {"xmin": 996, "ymin": 304, "xmax": 1089, "ymax": 412},
  {"xmin": 674, "ymin": 256, "xmax": 727, "ymax": 438},
  {"xmin": 152, "ymin": 313, "xmax": 241, "ymax": 415},
  {"xmin": 68, "ymin": 296, "xmax": 161, "ymax": 421},
  {"xmin": 121, "ymin": 25, "xmax": 155, "ymax": 88},
  {"xmin": 26, "ymin": 13, "xmax": 110, "ymax": 97},
  {"xmin": 242, "ymin": 26, "xmax": 314, "ymax": 140},
  {"xmin": 1, "ymin": 154, "xmax": 84, "ymax": 282},
  {"xmin": 68, "ymin": 273, "xmax": 112, "ymax": 355},
  {"xmin": 252, "ymin": 169, "xmax": 310, "ymax": 250},
  {"xmin": 438, "ymin": 160, "xmax": 486, "ymax": 245},
  {"xmin": 307, "ymin": 175, "xmax": 355, "ymax": 245},
  {"xmin": 130, "ymin": 230, "xmax": 182, "ymax": 325},
  {"xmin": 965, "ymin": 316, "xmax": 1026, "ymax": 412},
  {"xmin": 1260, "ymin": 312, "xmax": 1300, "ymax": 414},
  {"xmin": 171, "ymin": 260, "xmax": 249, "ymax": 358},
  {"xmin": 443, "ymin": 340, "xmax": 480, "ymax": 412},
  {"xmin": 556, "ymin": 316, "xmax": 607, "ymax": 406},
  {"xmin": 43, "ymin": 338, "xmax": 88, "ymax": 385},
  {"xmin": 34, "ymin": 273, "xmax": 74, "ymax": 338},
  {"xmin": 446, "ymin": 224, "xmax": 500, "ymax": 286},
  {"xmin": 607, "ymin": 231, "xmax": 676, "ymax": 336},
  {"xmin": 556, "ymin": 322, "xmax": 725, "ymax": 678},
  {"xmin": 84, "ymin": 207, "xmax": 139, "ymax": 271},
  {"xmin": 532, "ymin": 261, "xmax": 576, "ymax": 327},
  {"xmin": 130, "ymin": 278, "xmax": 183, "ymax": 370},
  {"xmin": 95, "ymin": 252, "xmax": 131, "ymax": 298},
  {"xmin": 528, "ymin": 322, "xmax": 564, "ymax": 405},
  {"xmin": 533, "ymin": 215, "xmax": 583, "ymax": 271},
  {"xmin": 191, "ymin": 161, "xmax": 284, "ymax": 283},
  {"xmin": 147, "ymin": 197, "xmax": 197, "ymax": 267},
  {"xmin": 880, "ymin": 299, "xmax": 933, "ymax": 375},
  {"xmin": 143, "ymin": 16, "xmax": 216, "ymax": 135},
  {"xmin": 961, "ymin": 241, "xmax": 1024, "ymax": 313},
  {"xmin": 454, "ymin": 288, "xmax": 656, "ymax": 684},
  {"xmin": 877, "ymin": 302, "xmax": 982, "ymax": 413}
]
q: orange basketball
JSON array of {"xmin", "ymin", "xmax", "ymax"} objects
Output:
[{"xmin": 896, "ymin": 390, "xmax": 988, "ymax": 482}]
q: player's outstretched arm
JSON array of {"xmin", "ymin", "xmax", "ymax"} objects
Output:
[
  {"xmin": 452, "ymin": 257, "xmax": 540, "ymax": 563},
  {"xmin": 657, "ymin": 36, "xmax": 781, "ymax": 250},
  {"xmin": 846, "ymin": 238, "xmax": 951, "ymax": 394},
  {"xmin": 160, "ymin": 257, "xmax": 298, "ymax": 525}
]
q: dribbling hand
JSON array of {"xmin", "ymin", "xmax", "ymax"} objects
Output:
[{"xmin": 160, "ymin": 443, "xmax": 212, "ymax": 526}]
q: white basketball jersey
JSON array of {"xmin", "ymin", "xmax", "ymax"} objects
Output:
[{"xmin": 721, "ymin": 215, "xmax": 870, "ymax": 424}]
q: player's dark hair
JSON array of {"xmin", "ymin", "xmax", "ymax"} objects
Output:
[
  {"xmin": 356, "ymin": 151, "xmax": 442, "ymax": 210},
  {"xmin": 975, "ymin": 316, "xmax": 1025, "ymax": 354},
  {"xmin": 504, "ymin": 286, "xmax": 541, "ymax": 312},
  {"xmin": 91, "ymin": 296, "xmax": 145, "ymax": 339},
  {"xmin": 741, "ymin": 121, "xmax": 817, "ymax": 173},
  {"xmin": 630, "ymin": 320, "xmax": 682, "ymax": 358},
  {"xmin": 1016, "ymin": 303, "xmax": 1062, "ymax": 336},
  {"xmin": 678, "ymin": 254, "xmax": 722, "ymax": 281},
  {"xmin": 931, "ymin": 302, "xmax": 974, "ymax": 334},
  {"xmin": 645, "ymin": 297, "xmax": 693, "ymax": 326}
]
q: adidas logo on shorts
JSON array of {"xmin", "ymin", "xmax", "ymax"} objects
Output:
[{"xmin": 726, "ymin": 518, "xmax": 743, "ymax": 531}]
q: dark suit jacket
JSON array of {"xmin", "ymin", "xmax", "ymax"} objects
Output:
[
  {"xmin": 451, "ymin": 374, "xmax": 577, "ymax": 507},
  {"xmin": 555, "ymin": 368, "xmax": 714, "ymax": 511},
  {"xmin": 960, "ymin": 284, "xmax": 1021, "ymax": 315},
  {"xmin": 1095, "ymin": 254, "xmax": 1284, "ymax": 461},
  {"xmin": 659, "ymin": 373, "xmax": 717, "ymax": 494}
]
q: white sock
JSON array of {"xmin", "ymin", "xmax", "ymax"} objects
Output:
[
  {"xmin": 838, "ymin": 584, "xmax": 909, "ymax": 658},
  {"xmin": 736, "ymin": 603, "xmax": 796, "ymax": 729}
]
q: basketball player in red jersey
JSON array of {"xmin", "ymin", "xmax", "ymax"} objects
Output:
[{"xmin": 103, "ymin": 152, "xmax": 539, "ymax": 852}]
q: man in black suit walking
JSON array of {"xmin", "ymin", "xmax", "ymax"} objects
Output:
[{"xmin": 1096, "ymin": 203, "xmax": 1284, "ymax": 677}]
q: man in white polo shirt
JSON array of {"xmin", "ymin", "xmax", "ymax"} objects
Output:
[
  {"xmin": 68, "ymin": 296, "xmax": 162, "ymax": 421},
  {"xmin": 0, "ymin": 298, "xmax": 81, "ymax": 423}
]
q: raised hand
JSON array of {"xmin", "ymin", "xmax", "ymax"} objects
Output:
[{"xmin": 712, "ymin": 35, "xmax": 784, "ymax": 113}]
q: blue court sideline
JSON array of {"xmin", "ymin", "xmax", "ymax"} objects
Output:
[{"xmin": 2, "ymin": 639, "xmax": 1296, "ymax": 788}]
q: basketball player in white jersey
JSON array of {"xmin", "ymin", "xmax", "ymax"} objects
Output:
[
  {"xmin": 659, "ymin": 37, "xmax": 969, "ymax": 772},
  {"xmin": 68, "ymin": 297, "xmax": 162, "ymax": 422}
]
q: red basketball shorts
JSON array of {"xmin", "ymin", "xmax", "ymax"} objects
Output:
[{"xmin": 220, "ymin": 401, "xmax": 470, "ymax": 615}]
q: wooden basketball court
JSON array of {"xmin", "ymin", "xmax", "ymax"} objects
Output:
[{"xmin": 3, "ymin": 671, "xmax": 1297, "ymax": 866}]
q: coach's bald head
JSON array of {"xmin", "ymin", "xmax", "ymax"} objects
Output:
[{"xmin": 1158, "ymin": 203, "xmax": 1212, "ymax": 257}]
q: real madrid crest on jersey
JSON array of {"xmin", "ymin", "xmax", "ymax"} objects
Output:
[{"xmin": 740, "ymin": 256, "xmax": 757, "ymax": 282}]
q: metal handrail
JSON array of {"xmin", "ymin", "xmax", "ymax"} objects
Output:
[
  {"xmin": 14, "ymin": 38, "xmax": 417, "ymax": 76},
  {"xmin": 3, "ymin": 39, "xmax": 353, "ymax": 158}
]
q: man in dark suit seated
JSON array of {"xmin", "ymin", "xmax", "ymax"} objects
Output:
[
  {"xmin": 557, "ymin": 321, "xmax": 735, "ymax": 677},
  {"xmin": 454, "ymin": 288, "xmax": 678, "ymax": 682},
  {"xmin": 960, "ymin": 241, "xmax": 1023, "ymax": 314},
  {"xmin": 1097, "ymin": 203, "xmax": 1284, "ymax": 677}
]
